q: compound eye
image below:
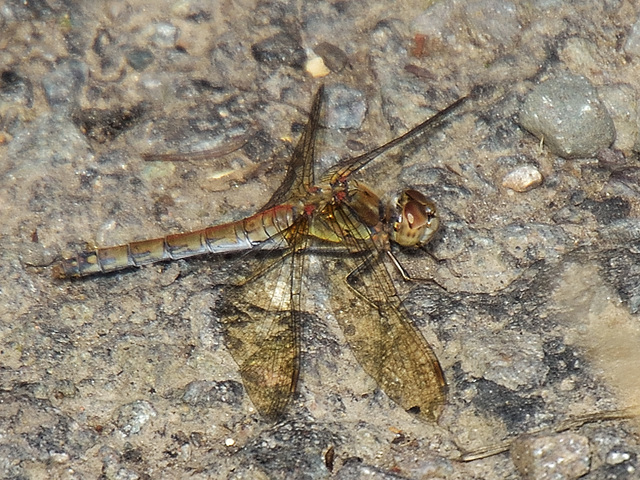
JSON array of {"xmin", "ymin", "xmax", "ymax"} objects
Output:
[{"xmin": 392, "ymin": 190, "xmax": 439, "ymax": 247}]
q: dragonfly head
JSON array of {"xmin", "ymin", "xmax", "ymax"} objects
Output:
[{"xmin": 388, "ymin": 189, "xmax": 440, "ymax": 247}]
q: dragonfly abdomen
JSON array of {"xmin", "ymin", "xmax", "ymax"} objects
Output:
[{"xmin": 53, "ymin": 205, "xmax": 296, "ymax": 278}]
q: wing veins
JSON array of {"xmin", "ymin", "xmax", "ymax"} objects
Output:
[{"xmin": 325, "ymin": 203, "xmax": 446, "ymax": 419}]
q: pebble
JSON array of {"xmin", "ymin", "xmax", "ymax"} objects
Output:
[
  {"xmin": 42, "ymin": 59, "xmax": 88, "ymax": 110},
  {"xmin": 125, "ymin": 47, "xmax": 155, "ymax": 71},
  {"xmin": 606, "ymin": 450, "xmax": 631, "ymax": 465},
  {"xmin": 324, "ymin": 84, "xmax": 366, "ymax": 129},
  {"xmin": 0, "ymin": 70, "xmax": 33, "ymax": 109},
  {"xmin": 151, "ymin": 22, "xmax": 178, "ymax": 48},
  {"xmin": 413, "ymin": 0, "xmax": 520, "ymax": 50},
  {"xmin": 182, "ymin": 380, "xmax": 244, "ymax": 406},
  {"xmin": 519, "ymin": 74, "xmax": 615, "ymax": 158},
  {"xmin": 502, "ymin": 165, "xmax": 543, "ymax": 192},
  {"xmin": 7, "ymin": 113, "xmax": 92, "ymax": 173},
  {"xmin": 251, "ymin": 31, "xmax": 306, "ymax": 69},
  {"xmin": 461, "ymin": 329, "xmax": 548, "ymax": 390},
  {"xmin": 305, "ymin": 56, "xmax": 330, "ymax": 78},
  {"xmin": 313, "ymin": 42, "xmax": 348, "ymax": 72},
  {"xmin": 511, "ymin": 432, "xmax": 591, "ymax": 480},
  {"xmin": 114, "ymin": 400, "xmax": 157, "ymax": 435},
  {"xmin": 462, "ymin": 0, "xmax": 520, "ymax": 48}
]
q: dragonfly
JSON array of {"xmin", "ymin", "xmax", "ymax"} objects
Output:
[{"xmin": 54, "ymin": 85, "xmax": 468, "ymax": 421}]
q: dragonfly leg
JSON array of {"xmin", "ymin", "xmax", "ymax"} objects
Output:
[
  {"xmin": 385, "ymin": 250, "xmax": 448, "ymax": 292},
  {"xmin": 341, "ymin": 254, "xmax": 391, "ymax": 310}
]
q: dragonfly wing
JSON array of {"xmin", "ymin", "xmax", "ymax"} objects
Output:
[
  {"xmin": 322, "ymin": 94, "xmax": 470, "ymax": 184},
  {"xmin": 217, "ymin": 223, "xmax": 308, "ymax": 420},
  {"xmin": 261, "ymin": 85, "xmax": 325, "ymax": 210},
  {"xmin": 323, "ymin": 208, "xmax": 446, "ymax": 420},
  {"xmin": 331, "ymin": 253, "xmax": 446, "ymax": 420}
]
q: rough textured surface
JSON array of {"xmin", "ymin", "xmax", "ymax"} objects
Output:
[
  {"xmin": 2, "ymin": 1, "xmax": 640, "ymax": 479},
  {"xmin": 519, "ymin": 74, "xmax": 616, "ymax": 159},
  {"xmin": 511, "ymin": 432, "xmax": 591, "ymax": 480}
]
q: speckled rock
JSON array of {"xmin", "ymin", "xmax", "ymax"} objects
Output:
[
  {"xmin": 511, "ymin": 432, "xmax": 591, "ymax": 480},
  {"xmin": 324, "ymin": 84, "xmax": 367, "ymax": 129},
  {"xmin": 598, "ymin": 83, "xmax": 639, "ymax": 154},
  {"xmin": 519, "ymin": 74, "xmax": 615, "ymax": 158},
  {"xmin": 251, "ymin": 31, "xmax": 306, "ymax": 69},
  {"xmin": 624, "ymin": 15, "xmax": 640, "ymax": 57},
  {"xmin": 125, "ymin": 47, "xmax": 155, "ymax": 71},
  {"xmin": 460, "ymin": 329, "xmax": 548, "ymax": 390},
  {"xmin": 413, "ymin": 0, "xmax": 520, "ymax": 50},
  {"xmin": 42, "ymin": 58, "xmax": 88, "ymax": 110},
  {"xmin": 150, "ymin": 22, "xmax": 178, "ymax": 48},
  {"xmin": 114, "ymin": 400, "xmax": 157, "ymax": 435},
  {"xmin": 313, "ymin": 42, "xmax": 348, "ymax": 73}
]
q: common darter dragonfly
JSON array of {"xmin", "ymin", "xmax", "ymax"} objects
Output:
[{"xmin": 54, "ymin": 85, "xmax": 468, "ymax": 421}]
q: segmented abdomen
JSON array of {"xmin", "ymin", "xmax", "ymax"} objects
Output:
[{"xmin": 53, "ymin": 205, "xmax": 295, "ymax": 278}]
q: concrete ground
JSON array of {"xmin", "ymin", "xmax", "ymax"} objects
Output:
[{"xmin": 1, "ymin": 1, "xmax": 640, "ymax": 478}]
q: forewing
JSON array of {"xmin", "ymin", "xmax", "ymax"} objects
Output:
[
  {"xmin": 217, "ymin": 222, "xmax": 308, "ymax": 420},
  {"xmin": 325, "ymin": 207, "xmax": 446, "ymax": 420},
  {"xmin": 261, "ymin": 85, "xmax": 325, "ymax": 210},
  {"xmin": 322, "ymin": 95, "xmax": 469, "ymax": 184}
]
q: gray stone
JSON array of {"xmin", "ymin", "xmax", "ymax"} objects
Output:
[
  {"xmin": 598, "ymin": 83, "xmax": 639, "ymax": 154},
  {"xmin": 313, "ymin": 42, "xmax": 348, "ymax": 72},
  {"xmin": 251, "ymin": 31, "xmax": 306, "ymax": 69},
  {"xmin": 151, "ymin": 22, "xmax": 178, "ymax": 48},
  {"xmin": 125, "ymin": 47, "xmax": 155, "ymax": 71},
  {"xmin": 624, "ymin": 15, "xmax": 640, "ymax": 57},
  {"xmin": 519, "ymin": 74, "xmax": 615, "ymax": 158},
  {"xmin": 114, "ymin": 400, "xmax": 157, "ymax": 435}
]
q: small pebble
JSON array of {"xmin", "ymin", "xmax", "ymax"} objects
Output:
[
  {"xmin": 324, "ymin": 84, "xmax": 366, "ymax": 129},
  {"xmin": 114, "ymin": 400, "xmax": 157, "ymax": 435},
  {"xmin": 251, "ymin": 32, "xmax": 306, "ymax": 69},
  {"xmin": 462, "ymin": 0, "xmax": 520, "ymax": 48},
  {"xmin": 305, "ymin": 56, "xmax": 330, "ymax": 78},
  {"xmin": 182, "ymin": 380, "xmax": 244, "ymax": 406},
  {"xmin": 461, "ymin": 329, "xmax": 547, "ymax": 390},
  {"xmin": 624, "ymin": 16, "xmax": 640, "ymax": 57},
  {"xmin": 0, "ymin": 70, "xmax": 33, "ymax": 110},
  {"xmin": 42, "ymin": 59, "xmax": 88, "ymax": 109},
  {"xmin": 598, "ymin": 83, "xmax": 639, "ymax": 154},
  {"xmin": 152, "ymin": 22, "xmax": 178, "ymax": 48},
  {"xmin": 313, "ymin": 42, "xmax": 348, "ymax": 72},
  {"xmin": 606, "ymin": 450, "xmax": 631, "ymax": 465},
  {"xmin": 126, "ymin": 48, "xmax": 155, "ymax": 71},
  {"xmin": 519, "ymin": 74, "xmax": 615, "ymax": 159},
  {"xmin": 413, "ymin": 0, "xmax": 519, "ymax": 50},
  {"xmin": 511, "ymin": 432, "xmax": 591, "ymax": 480},
  {"xmin": 502, "ymin": 165, "xmax": 543, "ymax": 192}
]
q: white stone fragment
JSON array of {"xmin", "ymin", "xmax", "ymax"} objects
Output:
[
  {"xmin": 502, "ymin": 165, "xmax": 543, "ymax": 192},
  {"xmin": 305, "ymin": 56, "xmax": 330, "ymax": 78}
]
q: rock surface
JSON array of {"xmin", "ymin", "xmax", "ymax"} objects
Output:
[{"xmin": 1, "ymin": 1, "xmax": 640, "ymax": 479}]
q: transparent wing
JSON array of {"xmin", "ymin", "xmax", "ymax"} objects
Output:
[
  {"xmin": 261, "ymin": 85, "xmax": 325, "ymax": 210},
  {"xmin": 323, "ymin": 94, "xmax": 469, "ymax": 184},
  {"xmin": 321, "ymin": 204, "xmax": 446, "ymax": 420},
  {"xmin": 217, "ymin": 219, "xmax": 308, "ymax": 420},
  {"xmin": 216, "ymin": 86, "xmax": 324, "ymax": 419}
]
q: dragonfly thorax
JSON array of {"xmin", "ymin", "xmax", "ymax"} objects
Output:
[{"xmin": 388, "ymin": 189, "xmax": 440, "ymax": 247}]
